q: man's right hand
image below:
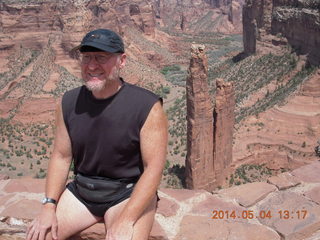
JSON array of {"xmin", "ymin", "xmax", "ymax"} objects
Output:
[{"xmin": 26, "ymin": 204, "xmax": 58, "ymax": 240}]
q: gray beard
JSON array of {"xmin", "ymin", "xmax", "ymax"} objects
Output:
[{"xmin": 85, "ymin": 69, "xmax": 120, "ymax": 92}]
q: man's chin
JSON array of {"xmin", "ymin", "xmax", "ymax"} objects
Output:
[{"xmin": 85, "ymin": 81, "xmax": 106, "ymax": 92}]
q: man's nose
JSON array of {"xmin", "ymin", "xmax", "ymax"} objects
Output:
[{"xmin": 87, "ymin": 56, "xmax": 99, "ymax": 69}]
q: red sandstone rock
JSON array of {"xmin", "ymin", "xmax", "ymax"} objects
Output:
[
  {"xmin": 305, "ymin": 230, "xmax": 320, "ymax": 240},
  {"xmin": 157, "ymin": 198, "xmax": 179, "ymax": 217},
  {"xmin": 185, "ymin": 44, "xmax": 215, "ymax": 191},
  {"xmin": 213, "ymin": 78, "xmax": 235, "ymax": 185},
  {"xmin": 3, "ymin": 179, "xmax": 45, "ymax": 193},
  {"xmin": 1, "ymin": 199, "xmax": 42, "ymax": 220},
  {"xmin": 242, "ymin": 0, "xmax": 320, "ymax": 65},
  {"xmin": 304, "ymin": 186, "xmax": 320, "ymax": 205},
  {"xmin": 267, "ymin": 172, "xmax": 300, "ymax": 190},
  {"xmin": 190, "ymin": 194, "xmax": 247, "ymax": 221},
  {"xmin": 149, "ymin": 220, "xmax": 169, "ymax": 240},
  {"xmin": 218, "ymin": 182, "xmax": 277, "ymax": 207},
  {"xmin": 242, "ymin": 1, "xmax": 257, "ymax": 54},
  {"xmin": 272, "ymin": 1, "xmax": 320, "ymax": 65},
  {"xmin": 156, "ymin": 0, "xmax": 241, "ymax": 34},
  {"xmin": 291, "ymin": 161, "xmax": 320, "ymax": 183},
  {"xmin": 0, "ymin": 193, "xmax": 15, "ymax": 207},
  {"xmin": 257, "ymin": 191, "xmax": 320, "ymax": 240},
  {"xmin": 174, "ymin": 215, "xmax": 281, "ymax": 240},
  {"xmin": 159, "ymin": 188, "xmax": 208, "ymax": 202}
]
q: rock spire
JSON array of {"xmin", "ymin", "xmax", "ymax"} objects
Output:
[
  {"xmin": 185, "ymin": 44, "xmax": 215, "ymax": 191},
  {"xmin": 186, "ymin": 45, "xmax": 235, "ymax": 191}
]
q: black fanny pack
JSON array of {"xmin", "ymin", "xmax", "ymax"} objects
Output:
[{"xmin": 74, "ymin": 174, "xmax": 138, "ymax": 203}]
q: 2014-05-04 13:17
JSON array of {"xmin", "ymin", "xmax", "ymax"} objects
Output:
[{"xmin": 211, "ymin": 209, "xmax": 308, "ymax": 220}]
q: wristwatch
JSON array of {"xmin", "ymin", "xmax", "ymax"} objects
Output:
[{"xmin": 42, "ymin": 197, "xmax": 57, "ymax": 205}]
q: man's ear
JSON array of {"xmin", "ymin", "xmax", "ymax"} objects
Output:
[{"xmin": 119, "ymin": 53, "xmax": 126, "ymax": 69}]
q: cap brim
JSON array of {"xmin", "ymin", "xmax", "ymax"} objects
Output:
[
  {"xmin": 70, "ymin": 45, "xmax": 81, "ymax": 52},
  {"xmin": 70, "ymin": 42, "xmax": 123, "ymax": 53}
]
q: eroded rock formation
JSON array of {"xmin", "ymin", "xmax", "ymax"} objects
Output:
[
  {"xmin": 186, "ymin": 46, "xmax": 235, "ymax": 190},
  {"xmin": 213, "ymin": 79, "xmax": 235, "ymax": 182},
  {"xmin": 186, "ymin": 44, "xmax": 215, "ymax": 191},
  {"xmin": 154, "ymin": 0, "xmax": 243, "ymax": 33},
  {"xmin": 243, "ymin": 0, "xmax": 320, "ymax": 65}
]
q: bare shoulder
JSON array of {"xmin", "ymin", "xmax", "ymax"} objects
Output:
[{"xmin": 141, "ymin": 101, "xmax": 167, "ymax": 133}]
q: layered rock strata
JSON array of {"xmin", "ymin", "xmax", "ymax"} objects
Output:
[
  {"xmin": 271, "ymin": 1, "xmax": 320, "ymax": 65},
  {"xmin": 154, "ymin": 0, "xmax": 243, "ymax": 33},
  {"xmin": 242, "ymin": 0, "xmax": 320, "ymax": 65},
  {"xmin": 186, "ymin": 44, "xmax": 215, "ymax": 191},
  {"xmin": 213, "ymin": 79, "xmax": 235, "ymax": 182}
]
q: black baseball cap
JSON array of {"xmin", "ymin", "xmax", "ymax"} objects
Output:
[{"xmin": 73, "ymin": 29, "xmax": 125, "ymax": 53}]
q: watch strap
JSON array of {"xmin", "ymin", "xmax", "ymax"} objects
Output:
[{"xmin": 42, "ymin": 197, "xmax": 57, "ymax": 205}]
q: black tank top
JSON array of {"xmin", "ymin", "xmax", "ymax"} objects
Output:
[{"xmin": 62, "ymin": 79, "xmax": 161, "ymax": 179}]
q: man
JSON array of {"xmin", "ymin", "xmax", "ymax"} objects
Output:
[{"xmin": 26, "ymin": 29, "xmax": 168, "ymax": 240}]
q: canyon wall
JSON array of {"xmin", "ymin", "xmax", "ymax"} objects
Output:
[
  {"xmin": 154, "ymin": 0, "xmax": 243, "ymax": 33},
  {"xmin": 0, "ymin": 0, "xmax": 156, "ymax": 54},
  {"xmin": 243, "ymin": 0, "xmax": 320, "ymax": 65}
]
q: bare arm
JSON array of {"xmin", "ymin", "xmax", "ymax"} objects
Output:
[
  {"xmin": 45, "ymin": 99, "xmax": 73, "ymax": 202},
  {"xmin": 124, "ymin": 101, "xmax": 167, "ymax": 222},
  {"xmin": 26, "ymin": 99, "xmax": 72, "ymax": 240},
  {"xmin": 109, "ymin": 100, "xmax": 168, "ymax": 229}
]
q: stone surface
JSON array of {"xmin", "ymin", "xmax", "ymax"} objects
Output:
[
  {"xmin": 3, "ymin": 179, "xmax": 45, "ymax": 194},
  {"xmin": 257, "ymin": 191, "xmax": 320, "ymax": 240},
  {"xmin": 291, "ymin": 161, "xmax": 320, "ymax": 183},
  {"xmin": 190, "ymin": 194, "xmax": 246, "ymax": 220},
  {"xmin": 1, "ymin": 162, "xmax": 320, "ymax": 239},
  {"xmin": 157, "ymin": 198, "xmax": 180, "ymax": 217},
  {"xmin": 267, "ymin": 172, "xmax": 300, "ymax": 190},
  {"xmin": 304, "ymin": 185, "xmax": 320, "ymax": 205},
  {"xmin": 185, "ymin": 44, "xmax": 215, "ymax": 191},
  {"xmin": 148, "ymin": 220, "xmax": 169, "ymax": 240},
  {"xmin": 1, "ymin": 199, "xmax": 42, "ymax": 220},
  {"xmin": 0, "ymin": 194, "xmax": 15, "ymax": 207},
  {"xmin": 174, "ymin": 215, "xmax": 281, "ymax": 240},
  {"xmin": 159, "ymin": 188, "xmax": 207, "ymax": 202},
  {"xmin": 305, "ymin": 230, "xmax": 320, "ymax": 240},
  {"xmin": 218, "ymin": 182, "xmax": 277, "ymax": 207}
]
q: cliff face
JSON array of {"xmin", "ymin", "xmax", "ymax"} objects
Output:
[
  {"xmin": 154, "ymin": 0, "xmax": 243, "ymax": 33},
  {"xmin": 243, "ymin": 0, "xmax": 320, "ymax": 65},
  {"xmin": 0, "ymin": 0, "xmax": 155, "ymax": 52},
  {"xmin": 186, "ymin": 44, "xmax": 215, "ymax": 191},
  {"xmin": 271, "ymin": 1, "xmax": 320, "ymax": 65}
]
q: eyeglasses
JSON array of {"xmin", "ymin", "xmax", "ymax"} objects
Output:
[{"xmin": 81, "ymin": 53, "xmax": 114, "ymax": 64}]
